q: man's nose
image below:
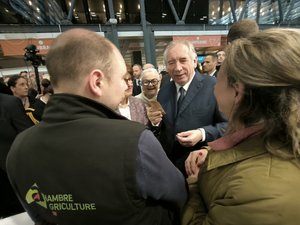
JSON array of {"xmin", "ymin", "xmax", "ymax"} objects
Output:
[{"xmin": 174, "ymin": 62, "xmax": 183, "ymax": 71}]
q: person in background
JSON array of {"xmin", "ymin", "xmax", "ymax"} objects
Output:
[
  {"xmin": 215, "ymin": 19, "xmax": 259, "ymax": 73},
  {"xmin": 117, "ymin": 65, "xmax": 148, "ymax": 125},
  {"xmin": 183, "ymin": 28, "xmax": 300, "ymax": 225},
  {"xmin": 27, "ymin": 72, "xmax": 39, "ymax": 99},
  {"xmin": 135, "ymin": 68, "xmax": 161, "ymax": 105},
  {"xmin": 159, "ymin": 70, "xmax": 171, "ymax": 89},
  {"xmin": 147, "ymin": 40, "xmax": 227, "ymax": 176},
  {"xmin": 227, "ymin": 19, "xmax": 259, "ymax": 44},
  {"xmin": 142, "ymin": 63, "xmax": 155, "ymax": 70},
  {"xmin": 7, "ymin": 28, "xmax": 187, "ymax": 225},
  {"xmin": 3, "ymin": 76, "xmax": 10, "ymax": 86},
  {"xmin": 132, "ymin": 64, "xmax": 142, "ymax": 96},
  {"xmin": 19, "ymin": 70, "xmax": 28, "ymax": 78},
  {"xmin": 7, "ymin": 75, "xmax": 34, "ymax": 109},
  {"xmin": 202, "ymin": 53, "xmax": 218, "ymax": 77},
  {"xmin": 26, "ymin": 78, "xmax": 54, "ymax": 123},
  {"xmin": 0, "ymin": 91, "xmax": 33, "ymax": 218},
  {"xmin": 216, "ymin": 50, "xmax": 225, "ymax": 71}
]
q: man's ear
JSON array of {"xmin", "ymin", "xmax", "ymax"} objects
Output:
[
  {"xmin": 10, "ymin": 86, "xmax": 15, "ymax": 93},
  {"xmin": 233, "ymin": 81, "xmax": 244, "ymax": 104},
  {"xmin": 88, "ymin": 69, "xmax": 104, "ymax": 97},
  {"xmin": 193, "ymin": 57, "xmax": 198, "ymax": 69}
]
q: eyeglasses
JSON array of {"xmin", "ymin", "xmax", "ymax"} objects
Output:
[{"xmin": 142, "ymin": 79, "xmax": 159, "ymax": 86}]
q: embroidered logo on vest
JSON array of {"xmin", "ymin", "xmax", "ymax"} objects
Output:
[{"xmin": 25, "ymin": 183, "xmax": 97, "ymax": 215}]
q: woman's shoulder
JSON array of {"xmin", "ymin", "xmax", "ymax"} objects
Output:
[
  {"xmin": 205, "ymin": 136, "xmax": 300, "ymax": 188},
  {"xmin": 129, "ymin": 96, "xmax": 145, "ymax": 106},
  {"xmin": 206, "ymin": 135, "xmax": 265, "ymax": 170}
]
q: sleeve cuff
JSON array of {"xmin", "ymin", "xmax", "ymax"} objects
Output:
[{"xmin": 198, "ymin": 128, "xmax": 206, "ymax": 142}]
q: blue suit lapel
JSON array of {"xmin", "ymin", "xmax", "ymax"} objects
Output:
[
  {"xmin": 159, "ymin": 81, "xmax": 178, "ymax": 124},
  {"xmin": 169, "ymin": 82, "xmax": 177, "ymax": 121}
]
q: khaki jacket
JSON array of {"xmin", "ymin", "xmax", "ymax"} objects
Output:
[{"xmin": 182, "ymin": 135, "xmax": 300, "ymax": 225}]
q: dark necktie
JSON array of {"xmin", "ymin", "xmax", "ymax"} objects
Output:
[{"xmin": 177, "ymin": 87, "xmax": 185, "ymax": 114}]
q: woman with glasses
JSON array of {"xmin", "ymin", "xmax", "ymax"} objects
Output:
[
  {"xmin": 117, "ymin": 65, "xmax": 148, "ymax": 125},
  {"xmin": 135, "ymin": 68, "xmax": 161, "ymax": 105}
]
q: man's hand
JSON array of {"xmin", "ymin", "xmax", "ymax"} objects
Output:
[{"xmin": 176, "ymin": 129, "xmax": 202, "ymax": 147}]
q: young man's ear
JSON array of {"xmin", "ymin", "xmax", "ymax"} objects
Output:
[
  {"xmin": 88, "ymin": 69, "xmax": 104, "ymax": 96},
  {"xmin": 10, "ymin": 86, "xmax": 15, "ymax": 93}
]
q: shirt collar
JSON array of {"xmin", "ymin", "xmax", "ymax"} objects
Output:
[
  {"xmin": 209, "ymin": 70, "xmax": 217, "ymax": 77},
  {"xmin": 175, "ymin": 72, "xmax": 195, "ymax": 93}
]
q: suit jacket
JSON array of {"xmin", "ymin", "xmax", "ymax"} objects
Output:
[
  {"xmin": 132, "ymin": 79, "xmax": 141, "ymax": 96},
  {"xmin": 0, "ymin": 82, "xmax": 13, "ymax": 95},
  {"xmin": 157, "ymin": 71, "xmax": 227, "ymax": 174},
  {"xmin": 211, "ymin": 70, "xmax": 218, "ymax": 78},
  {"xmin": 160, "ymin": 73, "xmax": 171, "ymax": 88},
  {"xmin": 205, "ymin": 70, "xmax": 218, "ymax": 78}
]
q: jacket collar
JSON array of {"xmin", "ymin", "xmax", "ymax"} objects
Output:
[
  {"xmin": 207, "ymin": 135, "xmax": 267, "ymax": 170},
  {"xmin": 208, "ymin": 125, "xmax": 263, "ymax": 151},
  {"xmin": 42, "ymin": 93, "xmax": 126, "ymax": 123}
]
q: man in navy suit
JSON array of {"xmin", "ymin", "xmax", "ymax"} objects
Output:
[{"xmin": 148, "ymin": 40, "xmax": 227, "ymax": 175}]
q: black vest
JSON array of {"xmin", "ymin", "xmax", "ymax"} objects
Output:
[{"xmin": 7, "ymin": 94, "xmax": 175, "ymax": 225}]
